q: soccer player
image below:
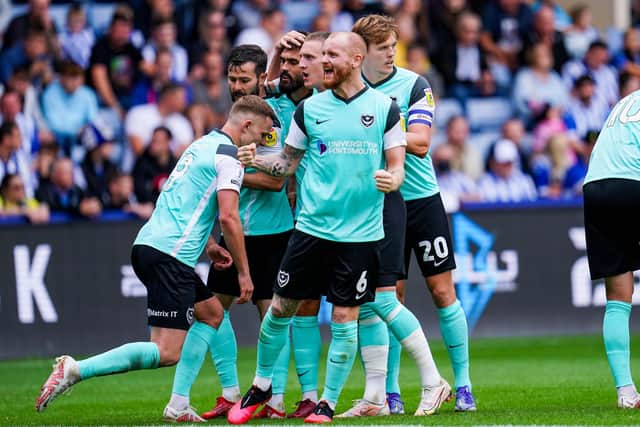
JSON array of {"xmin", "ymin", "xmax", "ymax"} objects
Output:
[
  {"xmin": 34, "ymin": 95, "xmax": 276, "ymax": 421},
  {"xmin": 200, "ymin": 43, "xmax": 315, "ymax": 419},
  {"xmin": 266, "ymin": 30, "xmax": 332, "ymax": 419},
  {"xmin": 583, "ymin": 89, "xmax": 640, "ymax": 408},
  {"xmin": 352, "ymin": 14, "xmax": 476, "ymax": 413},
  {"xmin": 227, "ymin": 31, "xmax": 406, "ymax": 424}
]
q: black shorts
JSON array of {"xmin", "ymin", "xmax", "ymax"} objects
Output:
[
  {"xmin": 584, "ymin": 178, "xmax": 640, "ymax": 279},
  {"xmin": 208, "ymin": 230, "xmax": 292, "ymax": 303},
  {"xmin": 377, "ymin": 191, "xmax": 407, "ymax": 287},
  {"xmin": 131, "ymin": 244, "xmax": 212, "ymax": 330},
  {"xmin": 404, "ymin": 193, "xmax": 456, "ymax": 278},
  {"xmin": 275, "ymin": 230, "xmax": 379, "ymax": 306}
]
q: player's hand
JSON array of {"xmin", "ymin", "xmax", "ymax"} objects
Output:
[
  {"xmin": 374, "ymin": 169, "xmax": 395, "ymax": 193},
  {"xmin": 236, "ymin": 273, "xmax": 254, "ymax": 304},
  {"xmin": 207, "ymin": 243, "xmax": 233, "ymax": 270},
  {"xmin": 275, "ymin": 31, "xmax": 306, "ymax": 51},
  {"xmin": 238, "ymin": 143, "xmax": 257, "ymax": 167}
]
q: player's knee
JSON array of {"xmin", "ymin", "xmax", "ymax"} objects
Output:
[
  {"xmin": 155, "ymin": 342, "xmax": 183, "ymax": 366},
  {"xmin": 429, "ymin": 282, "xmax": 456, "ymax": 308},
  {"xmin": 296, "ymin": 299, "xmax": 320, "ymax": 316},
  {"xmin": 199, "ymin": 310, "xmax": 223, "ymax": 329}
]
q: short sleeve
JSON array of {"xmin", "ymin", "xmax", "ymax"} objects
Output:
[
  {"xmin": 384, "ymin": 101, "xmax": 406, "ymax": 150},
  {"xmin": 215, "ymin": 145, "xmax": 244, "ymax": 193},
  {"xmin": 285, "ymin": 103, "xmax": 308, "ymax": 150},
  {"xmin": 407, "ymin": 76, "xmax": 435, "ymax": 128}
]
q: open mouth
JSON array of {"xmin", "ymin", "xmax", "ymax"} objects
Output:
[{"xmin": 323, "ymin": 67, "xmax": 334, "ymax": 80}]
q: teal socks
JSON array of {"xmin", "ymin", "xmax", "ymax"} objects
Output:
[
  {"xmin": 321, "ymin": 321, "xmax": 358, "ymax": 406},
  {"xmin": 78, "ymin": 342, "xmax": 160, "ymax": 380},
  {"xmin": 172, "ymin": 321, "xmax": 218, "ymax": 397},
  {"xmin": 255, "ymin": 309, "xmax": 292, "ymax": 381},
  {"xmin": 604, "ymin": 300, "xmax": 634, "ymax": 388},
  {"xmin": 209, "ymin": 311, "xmax": 239, "ymax": 388},
  {"xmin": 438, "ymin": 300, "xmax": 471, "ymax": 389},
  {"xmin": 292, "ymin": 315, "xmax": 322, "ymax": 393},
  {"xmin": 272, "ymin": 328, "xmax": 291, "ymax": 395}
]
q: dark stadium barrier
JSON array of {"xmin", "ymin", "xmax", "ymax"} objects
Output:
[{"xmin": 1, "ymin": 203, "xmax": 638, "ymax": 359}]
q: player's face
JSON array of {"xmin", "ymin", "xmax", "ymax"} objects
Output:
[
  {"xmin": 241, "ymin": 115, "xmax": 273, "ymax": 146},
  {"xmin": 367, "ymin": 34, "xmax": 397, "ymax": 76},
  {"xmin": 227, "ymin": 63, "xmax": 260, "ymax": 102},
  {"xmin": 279, "ymin": 48, "xmax": 305, "ymax": 94},
  {"xmin": 321, "ymin": 38, "xmax": 351, "ymax": 89},
  {"xmin": 299, "ymin": 40, "xmax": 324, "ymax": 89}
]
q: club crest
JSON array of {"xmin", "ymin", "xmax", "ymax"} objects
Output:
[{"xmin": 361, "ymin": 114, "xmax": 374, "ymax": 127}]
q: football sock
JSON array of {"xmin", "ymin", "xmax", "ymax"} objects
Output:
[
  {"xmin": 358, "ymin": 302, "xmax": 388, "ymax": 404},
  {"xmin": 270, "ymin": 328, "xmax": 291, "ymax": 411},
  {"xmin": 292, "ymin": 315, "xmax": 322, "ymax": 393},
  {"xmin": 321, "ymin": 321, "xmax": 358, "ymax": 408},
  {"xmin": 209, "ymin": 311, "xmax": 239, "ymax": 391},
  {"xmin": 78, "ymin": 342, "xmax": 160, "ymax": 380},
  {"xmin": 172, "ymin": 321, "xmax": 218, "ymax": 398},
  {"xmin": 438, "ymin": 299, "xmax": 471, "ymax": 389},
  {"xmin": 373, "ymin": 291, "xmax": 440, "ymax": 388},
  {"xmin": 254, "ymin": 309, "xmax": 292, "ymax": 391},
  {"xmin": 386, "ymin": 332, "xmax": 402, "ymax": 394},
  {"xmin": 604, "ymin": 300, "xmax": 633, "ymax": 388}
]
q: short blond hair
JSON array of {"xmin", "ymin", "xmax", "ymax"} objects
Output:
[
  {"xmin": 352, "ymin": 14, "xmax": 398, "ymax": 47},
  {"xmin": 229, "ymin": 95, "xmax": 277, "ymax": 123}
]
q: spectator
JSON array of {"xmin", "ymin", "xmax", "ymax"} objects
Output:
[
  {"xmin": 522, "ymin": 4, "xmax": 569, "ymax": 73},
  {"xmin": 480, "ymin": 0, "xmax": 534, "ymax": 71},
  {"xmin": 3, "ymin": 0, "xmax": 58, "ymax": 55},
  {"xmin": 0, "ymin": 27, "xmax": 54, "ymax": 87},
  {"xmin": 131, "ymin": 48, "xmax": 175, "ymax": 106},
  {"xmin": 565, "ymin": 75, "xmax": 609, "ymax": 142},
  {"xmin": 530, "ymin": 133, "xmax": 573, "ymax": 198},
  {"xmin": 513, "ymin": 43, "xmax": 568, "ymax": 127},
  {"xmin": 125, "ymin": 83, "xmax": 193, "ymax": 158},
  {"xmin": 562, "ymin": 40, "xmax": 618, "ymax": 107},
  {"xmin": 191, "ymin": 50, "xmax": 232, "ymax": 130},
  {"xmin": 36, "ymin": 157, "xmax": 102, "ymax": 218},
  {"xmin": 187, "ymin": 10, "xmax": 231, "ymax": 80},
  {"xmin": 432, "ymin": 143, "xmax": 480, "ymax": 208},
  {"xmin": 33, "ymin": 142, "xmax": 58, "ymax": 186},
  {"xmin": 564, "ymin": 4, "xmax": 598, "ymax": 60},
  {"xmin": 434, "ymin": 11, "xmax": 496, "ymax": 111},
  {"xmin": 443, "ymin": 115, "xmax": 484, "ymax": 180},
  {"xmin": 134, "ymin": 0, "xmax": 175, "ymax": 39},
  {"xmin": 176, "ymin": 0, "xmax": 242, "ymax": 48},
  {"xmin": 58, "ymin": 3, "xmax": 95, "ymax": 69},
  {"xmin": 530, "ymin": 0, "xmax": 572, "ymax": 31},
  {"xmin": 142, "ymin": 17, "xmax": 189, "ymax": 83},
  {"xmin": 5, "ymin": 65, "xmax": 51, "ymax": 144},
  {"xmin": 487, "ymin": 117, "xmax": 531, "ymax": 175},
  {"xmin": 429, "ymin": 0, "xmax": 468, "ymax": 54},
  {"xmin": 103, "ymin": 172, "xmax": 153, "ymax": 219},
  {"xmin": 477, "ymin": 138, "xmax": 538, "ymax": 202},
  {"xmin": 0, "ymin": 90, "xmax": 38, "ymax": 156},
  {"xmin": 42, "ymin": 61, "xmax": 99, "ymax": 152},
  {"xmin": 132, "ymin": 126, "xmax": 176, "ymax": 204},
  {"xmin": 563, "ymin": 129, "xmax": 598, "ymax": 196},
  {"xmin": 405, "ymin": 43, "xmax": 445, "ymax": 99},
  {"xmin": 0, "ymin": 121, "xmax": 34, "ymax": 198},
  {"xmin": 311, "ymin": 13, "xmax": 332, "ymax": 32},
  {"xmin": 0, "ymin": 173, "xmax": 49, "ymax": 223},
  {"xmin": 231, "ymin": 0, "xmax": 271, "ymax": 30},
  {"xmin": 234, "ymin": 7, "xmax": 286, "ymax": 59},
  {"xmin": 319, "ymin": 0, "xmax": 355, "ymax": 32},
  {"xmin": 620, "ymin": 71, "xmax": 640, "ymax": 98},
  {"xmin": 395, "ymin": 0, "xmax": 430, "ymax": 46},
  {"xmin": 612, "ymin": 28, "xmax": 640, "ymax": 79},
  {"xmin": 79, "ymin": 121, "xmax": 118, "ymax": 201},
  {"xmin": 89, "ymin": 5, "xmax": 144, "ymax": 114}
]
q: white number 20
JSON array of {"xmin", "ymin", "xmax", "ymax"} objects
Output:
[{"xmin": 419, "ymin": 236, "xmax": 449, "ymax": 262}]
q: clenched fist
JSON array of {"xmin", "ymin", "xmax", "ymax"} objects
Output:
[{"xmin": 238, "ymin": 143, "xmax": 257, "ymax": 167}]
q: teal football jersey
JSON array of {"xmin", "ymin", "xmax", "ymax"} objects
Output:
[
  {"xmin": 585, "ymin": 90, "xmax": 640, "ymax": 184},
  {"xmin": 134, "ymin": 130, "xmax": 243, "ymax": 267},
  {"xmin": 286, "ymin": 87, "xmax": 405, "ymax": 242},
  {"xmin": 364, "ymin": 66, "xmax": 439, "ymax": 201}
]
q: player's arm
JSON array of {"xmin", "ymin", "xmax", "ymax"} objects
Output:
[
  {"xmin": 242, "ymin": 170, "xmax": 286, "ymax": 191},
  {"xmin": 238, "ymin": 103, "xmax": 308, "ymax": 177},
  {"xmin": 405, "ymin": 77, "xmax": 435, "ymax": 158},
  {"xmin": 266, "ymin": 31, "xmax": 307, "ymax": 83},
  {"xmin": 376, "ymin": 101, "xmax": 406, "ymax": 193},
  {"xmin": 215, "ymin": 146, "xmax": 253, "ymax": 303}
]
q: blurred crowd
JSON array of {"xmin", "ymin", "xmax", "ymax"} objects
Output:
[{"xmin": 0, "ymin": 0, "xmax": 638, "ymax": 224}]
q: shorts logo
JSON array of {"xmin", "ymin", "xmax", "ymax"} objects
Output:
[
  {"xmin": 361, "ymin": 114, "xmax": 374, "ymax": 127},
  {"xmin": 277, "ymin": 270, "xmax": 290, "ymax": 287},
  {"xmin": 186, "ymin": 307, "xmax": 194, "ymax": 325}
]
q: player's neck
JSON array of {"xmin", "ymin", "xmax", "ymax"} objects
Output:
[
  {"xmin": 220, "ymin": 123, "xmax": 239, "ymax": 146},
  {"xmin": 333, "ymin": 76, "xmax": 366, "ymax": 100},
  {"xmin": 289, "ymin": 86, "xmax": 313, "ymax": 104},
  {"xmin": 362, "ymin": 66, "xmax": 392, "ymax": 86}
]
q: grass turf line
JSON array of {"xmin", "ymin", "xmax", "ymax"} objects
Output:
[{"xmin": 1, "ymin": 335, "xmax": 639, "ymax": 425}]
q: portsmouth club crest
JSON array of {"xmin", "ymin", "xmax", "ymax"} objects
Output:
[{"xmin": 361, "ymin": 114, "xmax": 374, "ymax": 127}]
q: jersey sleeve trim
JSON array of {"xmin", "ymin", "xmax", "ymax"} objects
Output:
[
  {"xmin": 293, "ymin": 102, "xmax": 307, "ymax": 135},
  {"xmin": 383, "ymin": 119, "xmax": 406, "ymax": 150},
  {"xmin": 385, "ymin": 101, "xmax": 401, "ymax": 132},
  {"xmin": 285, "ymin": 117, "xmax": 308, "ymax": 150},
  {"xmin": 215, "ymin": 154, "xmax": 243, "ymax": 193}
]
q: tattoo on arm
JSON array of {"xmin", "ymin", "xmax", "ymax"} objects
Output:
[{"xmin": 254, "ymin": 145, "xmax": 305, "ymax": 177}]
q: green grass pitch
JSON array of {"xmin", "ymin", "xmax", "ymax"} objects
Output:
[{"xmin": 2, "ymin": 335, "xmax": 640, "ymax": 425}]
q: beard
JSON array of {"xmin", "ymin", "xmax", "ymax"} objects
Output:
[
  {"xmin": 322, "ymin": 63, "xmax": 350, "ymax": 90},
  {"xmin": 279, "ymin": 71, "xmax": 304, "ymax": 94},
  {"xmin": 230, "ymin": 85, "xmax": 259, "ymax": 102}
]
